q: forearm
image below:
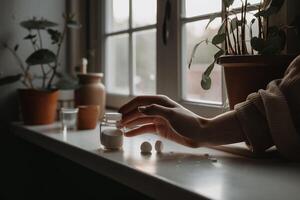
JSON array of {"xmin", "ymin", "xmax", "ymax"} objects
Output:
[{"xmin": 197, "ymin": 110, "xmax": 245, "ymax": 147}]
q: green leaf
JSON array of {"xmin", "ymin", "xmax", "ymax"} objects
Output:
[
  {"xmin": 212, "ymin": 33, "xmax": 226, "ymax": 45},
  {"xmin": 204, "ymin": 62, "xmax": 215, "ymax": 77},
  {"xmin": 223, "ymin": 0, "xmax": 235, "ymax": 8},
  {"xmin": 14, "ymin": 44, "xmax": 19, "ymax": 51},
  {"xmin": 26, "ymin": 49, "xmax": 56, "ymax": 65},
  {"xmin": 188, "ymin": 40, "xmax": 207, "ymax": 69},
  {"xmin": 206, "ymin": 13, "xmax": 219, "ymax": 29},
  {"xmin": 24, "ymin": 34, "xmax": 37, "ymax": 40},
  {"xmin": 20, "ymin": 18, "xmax": 58, "ymax": 30},
  {"xmin": 47, "ymin": 29, "xmax": 61, "ymax": 44},
  {"xmin": 218, "ymin": 20, "xmax": 226, "ymax": 34},
  {"xmin": 67, "ymin": 20, "xmax": 81, "ymax": 29},
  {"xmin": 0, "ymin": 74, "xmax": 22, "ymax": 86},
  {"xmin": 251, "ymin": 37, "xmax": 265, "ymax": 51},
  {"xmin": 201, "ymin": 74, "xmax": 212, "ymax": 90},
  {"xmin": 214, "ymin": 49, "xmax": 225, "ymax": 60},
  {"xmin": 261, "ymin": 33, "xmax": 283, "ymax": 55},
  {"xmin": 230, "ymin": 17, "xmax": 238, "ymax": 33}
]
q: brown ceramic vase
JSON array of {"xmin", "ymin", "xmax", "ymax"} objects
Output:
[{"xmin": 75, "ymin": 73, "xmax": 106, "ymax": 119}]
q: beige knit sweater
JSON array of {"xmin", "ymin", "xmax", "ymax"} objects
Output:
[{"xmin": 234, "ymin": 55, "xmax": 300, "ymax": 160}]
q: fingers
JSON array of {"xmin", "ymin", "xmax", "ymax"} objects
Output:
[
  {"xmin": 122, "ymin": 116, "xmax": 156, "ymax": 129},
  {"xmin": 121, "ymin": 109, "xmax": 144, "ymax": 126},
  {"xmin": 120, "ymin": 103, "xmax": 173, "ymax": 127},
  {"xmin": 118, "ymin": 95, "xmax": 175, "ymax": 115},
  {"xmin": 139, "ymin": 104, "xmax": 173, "ymax": 120},
  {"xmin": 124, "ymin": 124, "xmax": 156, "ymax": 137}
]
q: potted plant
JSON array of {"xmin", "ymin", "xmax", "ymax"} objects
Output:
[
  {"xmin": 0, "ymin": 14, "xmax": 80, "ymax": 125},
  {"xmin": 189, "ymin": 0, "xmax": 298, "ymax": 109}
]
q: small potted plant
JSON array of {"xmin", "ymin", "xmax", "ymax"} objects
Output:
[
  {"xmin": 189, "ymin": 0, "xmax": 298, "ymax": 109},
  {"xmin": 0, "ymin": 14, "xmax": 80, "ymax": 125}
]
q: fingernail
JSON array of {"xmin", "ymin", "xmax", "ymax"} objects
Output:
[{"xmin": 138, "ymin": 106, "xmax": 146, "ymax": 112}]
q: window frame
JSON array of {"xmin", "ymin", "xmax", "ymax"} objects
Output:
[
  {"xmin": 98, "ymin": 0, "xmax": 259, "ymax": 117},
  {"xmin": 100, "ymin": 0, "xmax": 157, "ymax": 108}
]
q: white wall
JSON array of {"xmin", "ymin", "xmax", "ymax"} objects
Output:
[{"xmin": 0, "ymin": 0, "xmax": 66, "ymax": 123}]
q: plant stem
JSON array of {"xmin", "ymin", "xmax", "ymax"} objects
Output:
[
  {"xmin": 36, "ymin": 29, "xmax": 47, "ymax": 88},
  {"xmin": 3, "ymin": 44, "xmax": 33, "ymax": 88},
  {"xmin": 225, "ymin": 18, "xmax": 235, "ymax": 54},
  {"xmin": 230, "ymin": 20, "xmax": 238, "ymax": 54},
  {"xmin": 28, "ymin": 30, "xmax": 38, "ymax": 51},
  {"xmin": 47, "ymin": 25, "xmax": 66, "ymax": 89},
  {"xmin": 37, "ymin": 29, "xmax": 43, "ymax": 49},
  {"xmin": 224, "ymin": 9, "xmax": 228, "ymax": 54},
  {"xmin": 241, "ymin": 0, "xmax": 248, "ymax": 54}
]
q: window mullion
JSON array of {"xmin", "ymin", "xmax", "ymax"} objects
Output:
[{"xmin": 129, "ymin": 0, "xmax": 134, "ymax": 95}]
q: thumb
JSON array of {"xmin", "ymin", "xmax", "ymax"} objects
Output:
[{"xmin": 138, "ymin": 104, "xmax": 172, "ymax": 120}]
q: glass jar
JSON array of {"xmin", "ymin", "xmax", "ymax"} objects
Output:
[{"xmin": 100, "ymin": 113, "xmax": 123, "ymax": 150}]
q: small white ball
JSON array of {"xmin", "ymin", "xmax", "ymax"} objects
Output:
[
  {"xmin": 155, "ymin": 140, "xmax": 163, "ymax": 153},
  {"xmin": 140, "ymin": 141, "xmax": 152, "ymax": 154}
]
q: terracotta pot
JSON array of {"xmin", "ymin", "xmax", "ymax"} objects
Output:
[
  {"xmin": 77, "ymin": 105, "xmax": 100, "ymax": 130},
  {"xmin": 75, "ymin": 73, "xmax": 106, "ymax": 119},
  {"xmin": 217, "ymin": 55, "xmax": 297, "ymax": 109},
  {"xmin": 19, "ymin": 89, "xmax": 59, "ymax": 125}
]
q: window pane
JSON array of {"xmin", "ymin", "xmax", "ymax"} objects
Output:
[
  {"xmin": 106, "ymin": 34, "xmax": 129, "ymax": 94},
  {"xmin": 132, "ymin": 0, "xmax": 157, "ymax": 28},
  {"xmin": 184, "ymin": 0, "xmax": 221, "ymax": 18},
  {"xmin": 231, "ymin": 0, "xmax": 261, "ymax": 9},
  {"xmin": 133, "ymin": 29, "xmax": 156, "ymax": 95},
  {"xmin": 182, "ymin": 19, "xmax": 222, "ymax": 104},
  {"xmin": 106, "ymin": 0, "xmax": 129, "ymax": 33}
]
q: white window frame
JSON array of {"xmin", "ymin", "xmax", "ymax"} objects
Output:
[{"xmin": 98, "ymin": 0, "xmax": 259, "ymax": 117}]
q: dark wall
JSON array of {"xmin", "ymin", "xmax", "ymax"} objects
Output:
[{"xmin": 0, "ymin": 0, "xmax": 65, "ymax": 199}]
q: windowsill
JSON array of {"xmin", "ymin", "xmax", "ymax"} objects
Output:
[{"xmin": 11, "ymin": 122, "xmax": 300, "ymax": 200}]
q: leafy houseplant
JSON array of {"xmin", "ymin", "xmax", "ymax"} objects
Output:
[
  {"xmin": 0, "ymin": 14, "xmax": 80, "ymax": 125},
  {"xmin": 189, "ymin": 0, "xmax": 298, "ymax": 109}
]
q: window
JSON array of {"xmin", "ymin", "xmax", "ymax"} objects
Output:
[
  {"xmin": 104, "ymin": 0, "xmax": 157, "ymax": 97},
  {"xmin": 181, "ymin": 0, "xmax": 223, "ymax": 105},
  {"xmin": 100, "ymin": 0, "xmax": 259, "ymax": 116}
]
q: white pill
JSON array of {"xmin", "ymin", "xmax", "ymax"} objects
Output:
[
  {"xmin": 154, "ymin": 140, "xmax": 163, "ymax": 153},
  {"xmin": 100, "ymin": 128, "xmax": 123, "ymax": 150},
  {"xmin": 140, "ymin": 141, "xmax": 152, "ymax": 153}
]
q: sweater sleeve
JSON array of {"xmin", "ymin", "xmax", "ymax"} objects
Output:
[{"xmin": 234, "ymin": 55, "xmax": 300, "ymax": 160}]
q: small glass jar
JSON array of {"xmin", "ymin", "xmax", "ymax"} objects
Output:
[
  {"xmin": 60, "ymin": 108, "xmax": 78, "ymax": 131},
  {"xmin": 100, "ymin": 112, "xmax": 123, "ymax": 149}
]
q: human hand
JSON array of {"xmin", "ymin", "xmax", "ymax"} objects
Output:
[{"xmin": 118, "ymin": 95, "xmax": 206, "ymax": 148}]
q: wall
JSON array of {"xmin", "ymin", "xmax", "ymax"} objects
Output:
[
  {"xmin": 0, "ymin": 0, "xmax": 66, "ymax": 198},
  {"xmin": 0, "ymin": 0, "xmax": 66, "ymax": 124}
]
